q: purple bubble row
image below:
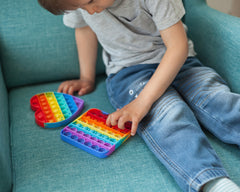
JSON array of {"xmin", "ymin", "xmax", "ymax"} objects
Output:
[
  {"xmin": 67, "ymin": 124, "xmax": 117, "ymax": 144},
  {"xmin": 62, "ymin": 128, "xmax": 113, "ymax": 153}
]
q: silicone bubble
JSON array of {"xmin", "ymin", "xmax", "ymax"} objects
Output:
[
  {"xmin": 30, "ymin": 92, "xmax": 84, "ymax": 128},
  {"xmin": 60, "ymin": 108, "xmax": 131, "ymax": 158}
]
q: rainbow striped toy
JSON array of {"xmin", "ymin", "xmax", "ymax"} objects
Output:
[
  {"xmin": 30, "ymin": 92, "xmax": 84, "ymax": 128},
  {"xmin": 61, "ymin": 108, "xmax": 131, "ymax": 158}
]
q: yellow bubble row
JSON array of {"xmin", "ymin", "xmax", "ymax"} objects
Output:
[
  {"xmin": 75, "ymin": 118, "xmax": 122, "ymax": 142},
  {"xmin": 45, "ymin": 92, "xmax": 65, "ymax": 122}
]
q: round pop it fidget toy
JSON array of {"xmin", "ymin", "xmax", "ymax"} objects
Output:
[{"xmin": 30, "ymin": 92, "xmax": 84, "ymax": 128}]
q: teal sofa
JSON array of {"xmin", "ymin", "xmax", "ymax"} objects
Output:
[{"xmin": 0, "ymin": 0, "xmax": 240, "ymax": 191}]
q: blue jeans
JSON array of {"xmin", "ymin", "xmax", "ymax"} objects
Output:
[{"xmin": 106, "ymin": 57, "xmax": 240, "ymax": 192}]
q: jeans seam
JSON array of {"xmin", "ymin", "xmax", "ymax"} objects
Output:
[
  {"xmin": 146, "ymin": 98, "xmax": 182, "ymax": 128},
  {"xmin": 176, "ymin": 67, "xmax": 227, "ymax": 94},
  {"xmin": 187, "ymin": 85, "xmax": 228, "ymax": 108},
  {"xmin": 190, "ymin": 99, "xmax": 238, "ymax": 144},
  {"xmin": 189, "ymin": 167, "xmax": 228, "ymax": 192},
  {"xmin": 140, "ymin": 125, "xmax": 192, "ymax": 185},
  {"xmin": 178, "ymin": 70, "xmax": 216, "ymax": 93},
  {"xmin": 144, "ymin": 88, "xmax": 181, "ymax": 127},
  {"xmin": 197, "ymin": 89, "xmax": 223, "ymax": 108},
  {"xmin": 148, "ymin": 88, "xmax": 175, "ymax": 116},
  {"xmin": 192, "ymin": 100, "xmax": 229, "ymax": 130}
]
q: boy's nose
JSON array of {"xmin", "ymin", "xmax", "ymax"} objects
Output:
[{"xmin": 85, "ymin": 5, "xmax": 103, "ymax": 15}]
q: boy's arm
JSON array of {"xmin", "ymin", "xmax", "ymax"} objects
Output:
[
  {"xmin": 58, "ymin": 26, "xmax": 98, "ymax": 95},
  {"xmin": 106, "ymin": 21, "xmax": 188, "ymax": 136}
]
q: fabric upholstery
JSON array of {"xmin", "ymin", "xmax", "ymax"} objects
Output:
[
  {"xmin": 183, "ymin": 0, "xmax": 240, "ymax": 93},
  {"xmin": 0, "ymin": 0, "xmax": 105, "ymax": 89},
  {"xmin": 0, "ymin": 63, "xmax": 12, "ymax": 192},
  {"xmin": 1, "ymin": 0, "xmax": 240, "ymax": 191},
  {"xmin": 8, "ymin": 77, "xmax": 240, "ymax": 191},
  {"xmin": 9, "ymin": 76, "xmax": 182, "ymax": 192}
]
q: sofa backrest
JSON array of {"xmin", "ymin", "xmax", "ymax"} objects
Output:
[
  {"xmin": 183, "ymin": 0, "xmax": 240, "ymax": 93},
  {"xmin": 0, "ymin": 0, "xmax": 105, "ymax": 89},
  {"xmin": 0, "ymin": 62, "xmax": 12, "ymax": 192},
  {"xmin": 2, "ymin": 0, "xmax": 239, "ymax": 93}
]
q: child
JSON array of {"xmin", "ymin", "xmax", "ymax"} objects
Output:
[{"xmin": 38, "ymin": 0, "xmax": 240, "ymax": 191}]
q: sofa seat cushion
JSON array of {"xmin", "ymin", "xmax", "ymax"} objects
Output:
[
  {"xmin": 9, "ymin": 75, "xmax": 240, "ymax": 192},
  {"xmin": 9, "ymin": 75, "xmax": 180, "ymax": 192}
]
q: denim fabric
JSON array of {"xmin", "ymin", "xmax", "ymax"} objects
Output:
[{"xmin": 106, "ymin": 57, "xmax": 240, "ymax": 192}]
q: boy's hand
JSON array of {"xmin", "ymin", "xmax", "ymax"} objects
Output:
[
  {"xmin": 106, "ymin": 21, "xmax": 189, "ymax": 136},
  {"xmin": 106, "ymin": 98, "xmax": 151, "ymax": 136},
  {"xmin": 58, "ymin": 79, "xmax": 95, "ymax": 96}
]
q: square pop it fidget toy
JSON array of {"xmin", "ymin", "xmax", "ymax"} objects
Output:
[
  {"xmin": 30, "ymin": 92, "xmax": 84, "ymax": 128},
  {"xmin": 61, "ymin": 108, "xmax": 132, "ymax": 158}
]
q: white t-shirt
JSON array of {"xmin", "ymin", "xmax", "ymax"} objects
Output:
[{"xmin": 63, "ymin": 0, "xmax": 196, "ymax": 75}]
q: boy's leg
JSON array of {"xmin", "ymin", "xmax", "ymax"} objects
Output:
[
  {"xmin": 173, "ymin": 57, "xmax": 240, "ymax": 147},
  {"xmin": 106, "ymin": 64, "xmax": 228, "ymax": 192}
]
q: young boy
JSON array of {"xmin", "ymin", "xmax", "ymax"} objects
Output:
[{"xmin": 38, "ymin": 0, "xmax": 240, "ymax": 191}]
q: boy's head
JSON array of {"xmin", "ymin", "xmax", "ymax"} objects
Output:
[{"xmin": 38, "ymin": 0, "xmax": 115, "ymax": 15}]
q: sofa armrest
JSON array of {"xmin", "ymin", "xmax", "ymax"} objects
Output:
[
  {"xmin": 184, "ymin": 0, "xmax": 240, "ymax": 93},
  {"xmin": 0, "ymin": 62, "xmax": 12, "ymax": 192}
]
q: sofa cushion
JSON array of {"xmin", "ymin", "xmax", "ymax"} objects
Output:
[
  {"xmin": 0, "ymin": 0, "xmax": 105, "ymax": 89},
  {"xmin": 0, "ymin": 65, "xmax": 12, "ymax": 192},
  {"xmin": 9, "ymin": 76, "xmax": 180, "ymax": 192},
  {"xmin": 9, "ymin": 76, "xmax": 240, "ymax": 192}
]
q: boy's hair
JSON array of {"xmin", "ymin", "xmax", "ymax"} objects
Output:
[{"xmin": 38, "ymin": 0, "xmax": 67, "ymax": 15}]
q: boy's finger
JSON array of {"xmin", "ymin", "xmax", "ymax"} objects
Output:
[
  {"xmin": 68, "ymin": 86, "xmax": 74, "ymax": 95},
  {"xmin": 118, "ymin": 116, "xmax": 128, "ymax": 129},
  {"xmin": 131, "ymin": 120, "xmax": 138, "ymax": 136},
  {"xmin": 62, "ymin": 84, "xmax": 71, "ymax": 94},
  {"xmin": 110, "ymin": 114, "xmax": 118, "ymax": 126},
  {"xmin": 106, "ymin": 113, "xmax": 116, "ymax": 126},
  {"xmin": 106, "ymin": 111, "xmax": 119, "ymax": 127},
  {"xmin": 78, "ymin": 88, "xmax": 85, "ymax": 96},
  {"xmin": 106, "ymin": 115, "xmax": 111, "ymax": 126}
]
